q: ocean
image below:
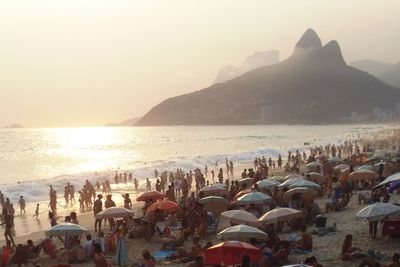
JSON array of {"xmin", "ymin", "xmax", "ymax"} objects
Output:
[{"xmin": 0, "ymin": 124, "xmax": 388, "ymax": 205}]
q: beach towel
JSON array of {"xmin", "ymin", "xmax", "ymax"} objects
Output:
[{"xmin": 152, "ymin": 250, "xmax": 177, "ymax": 261}]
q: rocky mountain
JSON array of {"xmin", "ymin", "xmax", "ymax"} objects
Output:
[
  {"xmin": 136, "ymin": 29, "xmax": 400, "ymax": 126},
  {"xmin": 213, "ymin": 50, "xmax": 279, "ymax": 84}
]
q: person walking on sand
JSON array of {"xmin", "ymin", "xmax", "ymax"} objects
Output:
[
  {"xmin": 33, "ymin": 203, "xmax": 39, "ymax": 219},
  {"xmin": 18, "ymin": 195, "xmax": 26, "ymax": 214}
]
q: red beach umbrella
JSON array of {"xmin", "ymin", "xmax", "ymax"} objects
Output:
[
  {"xmin": 202, "ymin": 241, "xmax": 261, "ymax": 265},
  {"xmin": 136, "ymin": 191, "xmax": 165, "ymax": 202}
]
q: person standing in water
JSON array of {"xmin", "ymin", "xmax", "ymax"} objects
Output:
[
  {"xmin": 33, "ymin": 203, "xmax": 39, "ymax": 219},
  {"xmin": 18, "ymin": 195, "xmax": 26, "ymax": 214}
]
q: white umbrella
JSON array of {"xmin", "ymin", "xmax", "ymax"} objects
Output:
[
  {"xmin": 258, "ymin": 208, "xmax": 303, "ymax": 224},
  {"xmin": 217, "ymin": 224, "xmax": 268, "ymax": 240},
  {"xmin": 356, "ymin": 202, "xmax": 400, "ymax": 222},
  {"xmin": 221, "ymin": 210, "xmax": 260, "ymax": 226},
  {"xmin": 95, "ymin": 207, "xmax": 135, "ymax": 219},
  {"xmin": 279, "ymin": 178, "xmax": 306, "ymax": 188}
]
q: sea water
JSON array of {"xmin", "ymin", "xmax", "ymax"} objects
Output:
[{"xmin": 0, "ymin": 124, "xmax": 388, "ymax": 205}]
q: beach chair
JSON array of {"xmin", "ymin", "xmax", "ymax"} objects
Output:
[
  {"xmin": 41, "ymin": 238, "xmax": 58, "ymax": 259},
  {"xmin": 325, "ymin": 194, "xmax": 352, "ymax": 213},
  {"xmin": 382, "ymin": 218, "xmax": 400, "ymax": 237}
]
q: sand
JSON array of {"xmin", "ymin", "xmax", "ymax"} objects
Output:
[{"xmin": 3, "ymin": 162, "xmax": 400, "ymax": 267}]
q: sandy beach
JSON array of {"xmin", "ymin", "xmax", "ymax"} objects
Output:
[{"xmin": 3, "ymin": 156, "xmax": 400, "ymax": 267}]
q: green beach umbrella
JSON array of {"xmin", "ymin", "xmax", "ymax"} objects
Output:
[{"xmin": 237, "ymin": 191, "xmax": 271, "ymax": 205}]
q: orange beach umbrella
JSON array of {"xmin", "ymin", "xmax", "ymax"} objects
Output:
[{"xmin": 146, "ymin": 200, "xmax": 178, "ymax": 212}]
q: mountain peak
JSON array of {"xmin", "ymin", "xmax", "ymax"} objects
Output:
[{"xmin": 295, "ymin": 28, "xmax": 322, "ymax": 49}]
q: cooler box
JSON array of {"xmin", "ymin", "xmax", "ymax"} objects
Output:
[{"xmin": 382, "ymin": 218, "xmax": 400, "ymax": 237}]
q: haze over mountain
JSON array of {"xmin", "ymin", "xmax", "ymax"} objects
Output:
[
  {"xmin": 136, "ymin": 29, "xmax": 400, "ymax": 126},
  {"xmin": 213, "ymin": 50, "xmax": 279, "ymax": 84},
  {"xmin": 350, "ymin": 60, "xmax": 400, "ymax": 89},
  {"xmin": 350, "ymin": 59, "xmax": 396, "ymax": 77}
]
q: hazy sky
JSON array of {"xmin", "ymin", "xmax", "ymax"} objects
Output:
[{"xmin": 1, "ymin": 0, "xmax": 399, "ymax": 127}]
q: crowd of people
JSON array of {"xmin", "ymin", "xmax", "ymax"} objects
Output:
[{"xmin": 3, "ymin": 129, "xmax": 400, "ymax": 266}]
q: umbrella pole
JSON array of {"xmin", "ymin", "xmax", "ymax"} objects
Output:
[{"xmin": 66, "ymin": 233, "xmax": 70, "ymax": 264}]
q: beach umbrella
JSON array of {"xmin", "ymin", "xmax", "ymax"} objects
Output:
[
  {"xmin": 283, "ymin": 187, "xmax": 316, "ymax": 202},
  {"xmin": 256, "ymin": 179, "xmax": 278, "ymax": 190},
  {"xmin": 285, "ymin": 174, "xmax": 305, "ymax": 180},
  {"xmin": 279, "ymin": 178, "xmax": 306, "ymax": 188},
  {"xmin": 258, "ymin": 208, "xmax": 303, "ymax": 224},
  {"xmin": 233, "ymin": 189, "xmax": 252, "ymax": 200},
  {"xmin": 377, "ymin": 172, "xmax": 400, "ymax": 186},
  {"xmin": 202, "ymin": 241, "xmax": 261, "ymax": 266},
  {"xmin": 356, "ymin": 202, "xmax": 400, "ymax": 222},
  {"xmin": 198, "ymin": 184, "xmax": 227, "ymax": 196},
  {"xmin": 269, "ymin": 176, "xmax": 286, "ymax": 183},
  {"xmin": 357, "ymin": 165, "xmax": 374, "ymax": 171},
  {"xmin": 45, "ymin": 223, "xmax": 89, "ymax": 263},
  {"xmin": 95, "ymin": 207, "xmax": 135, "ymax": 219},
  {"xmin": 136, "ymin": 191, "xmax": 165, "ymax": 202},
  {"xmin": 389, "ymin": 181, "xmax": 400, "ymax": 193},
  {"xmin": 333, "ymin": 164, "xmax": 350, "ymax": 173},
  {"xmin": 237, "ymin": 192, "xmax": 272, "ymax": 205},
  {"xmin": 370, "ymin": 151, "xmax": 387, "ymax": 160},
  {"xmin": 349, "ymin": 169, "xmax": 378, "ymax": 181},
  {"xmin": 237, "ymin": 177, "xmax": 254, "ymax": 187},
  {"xmin": 199, "ymin": 196, "xmax": 229, "ymax": 215},
  {"xmin": 306, "ymin": 161, "xmax": 322, "ymax": 169},
  {"xmin": 307, "ymin": 172, "xmax": 327, "ymax": 183},
  {"xmin": 221, "ymin": 210, "xmax": 260, "ymax": 226},
  {"xmin": 115, "ymin": 236, "xmax": 129, "ymax": 266},
  {"xmin": 266, "ymin": 177, "xmax": 282, "ymax": 185},
  {"xmin": 45, "ymin": 223, "xmax": 89, "ymax": 237},
  {"xmin": 328, "ymin": 156, "xmax": 341, "ymax": 165},
  {"xmin": 289, "ymin": 180, "xmax": 321, "ymax": 190},
  {"xmin": 217, "ymin": 224, "xmax": 268, "ymax": 241},
  {"xmin": 146, "ymin": 200, "xmax": 178, "ymax": 212}
]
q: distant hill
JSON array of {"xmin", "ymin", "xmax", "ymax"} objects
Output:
[
  {"xmin": 137, "ymin": 29, "xmax": 400, "ymax": 126},
  {"xmin": 105, "ymin": 117, "xmax": 141, "ymax": 127},
  {"xmin": 1, "ymin": 124, "xmax": 23, "ymax": 128},
  {"xmin": 379, "ymin": 63, "xmax": 400, "ymax": 89},
  {"xmin": 350, "ymin": 59, "xmax": 400, "ymax": 89},
  {"xmin": 213, "ymin": 50, "xmax": 279, "ymax": 84},
  {"xmin": 350, "ymin": 59, "xmax": 395, "ymax": 77}
]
